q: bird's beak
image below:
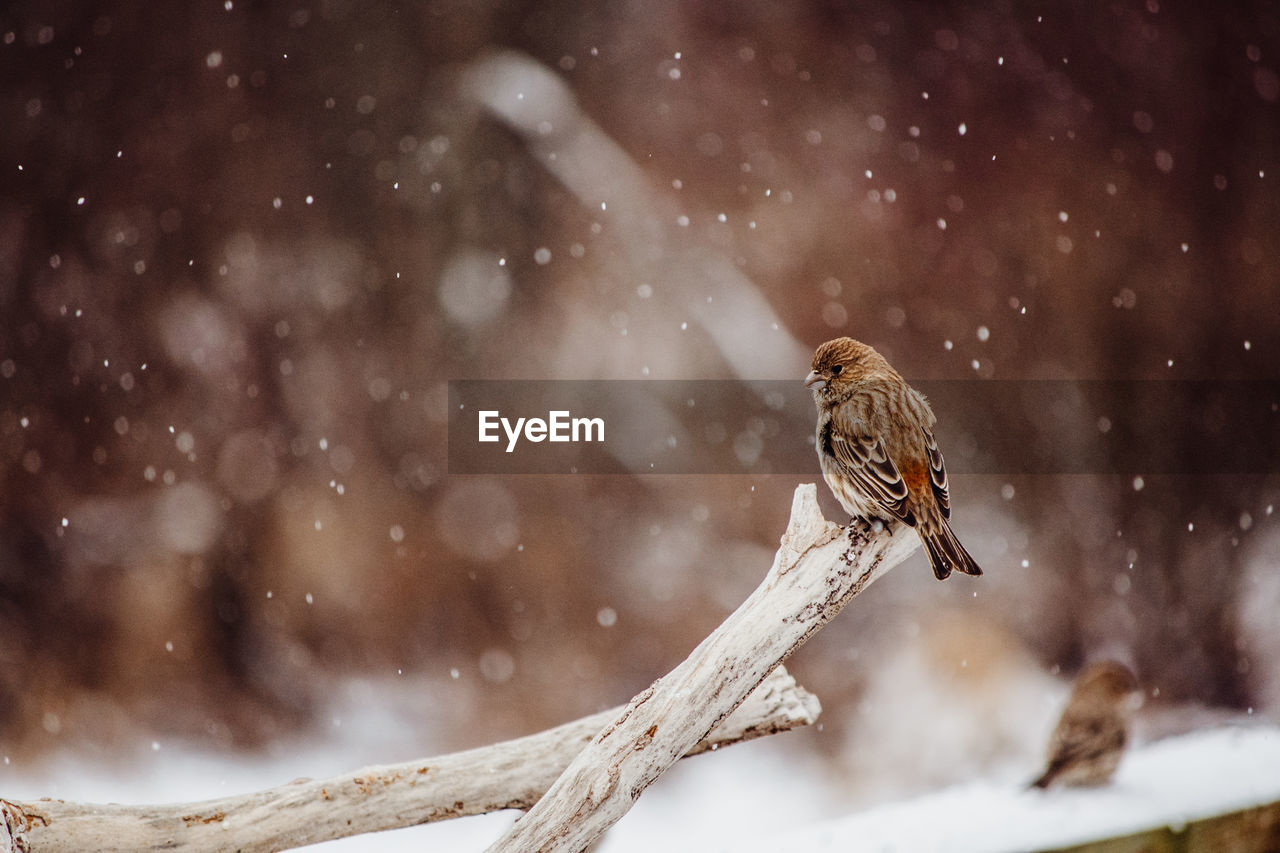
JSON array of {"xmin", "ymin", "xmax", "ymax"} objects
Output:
[{"xmin": 804, "ymin": 370, "xmax": 825, "ymax": 389}]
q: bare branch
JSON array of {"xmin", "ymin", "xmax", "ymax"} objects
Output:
[
  {"xmin": 3, "ymin": 666, "xmax": 817, "ymax": 853},
  {"xmin": 6, "ymin": 483, "xmax": 907, "ymax": 853},
  {"xmin": 487, "ymin": 483, "xmax": 920, "ymax": 852}
]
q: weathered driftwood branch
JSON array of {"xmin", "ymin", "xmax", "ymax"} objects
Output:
[
  {"xmin": 488, "ymin": 483, "xmax": 920, "ymax": 852},
  {"xmin": 1, "ymin": 666, "xmax": 817, "ymax": 853}
]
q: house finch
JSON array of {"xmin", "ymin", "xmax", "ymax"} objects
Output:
[
  {"xmin": 806, "ymin": 337, "xmax": 982, "ymax": 580},
  {"xmin": 1030, "ymin": 660, "xmax": 1141, "ymax": 790}
]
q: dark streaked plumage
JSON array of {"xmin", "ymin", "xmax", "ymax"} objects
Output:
[
  {"xmin": 1031, "ymin": 660, "xmax": 1141, "ymax": 790},
  {"xmin": 806, "ymin": 337, "xmax": 982, "ymax": 580}
]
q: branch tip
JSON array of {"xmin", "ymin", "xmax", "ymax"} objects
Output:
[{"xmin": 785, "ymin": 483, "xmax": 826, "ymax": 537}]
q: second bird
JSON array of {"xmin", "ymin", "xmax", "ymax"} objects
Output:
[{"xmin": 806, "ymin": 336, "xmax": 982, "ymax": 580}]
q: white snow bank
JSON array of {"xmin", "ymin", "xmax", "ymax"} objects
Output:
[
  {"xmin": 714, "ymin": 725, "xmax": 1280, "ymax": 853},
  {"xmin": 6, "ymin": 721, "xmax": 1275, "ymax": 852}
]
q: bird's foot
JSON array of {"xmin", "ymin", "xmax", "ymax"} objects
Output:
[{"xmin": 846, "ymin": 515, "xmax": 893, "ymax": 541}]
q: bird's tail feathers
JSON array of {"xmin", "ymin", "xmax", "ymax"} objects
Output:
[
  {"xmin": 1028, "ymin": 759, "xmax": 1064, "ymax": 790},
  {"xmin": 922, "ymin": 521, "xmax": 983, "ymax": 580},
  {"xmin": 1029, "ymin": 771, "xmax": 1053, "ymax": 790}
]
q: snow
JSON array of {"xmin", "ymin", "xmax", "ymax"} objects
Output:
[
  {"xmin": 717, "ymin": 726, "xmax": 1280, "ymax": 853},
  {"xmin": 5, "ymin": 723, "xmax": 1276, "ymax": 852}
]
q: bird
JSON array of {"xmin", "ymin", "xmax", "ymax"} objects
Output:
[
  {"xmin": 805, "ymin": 336, "xmax": 982, "ymax": 580},
  {"xmin": 1030, "ymin": 660, "xmax": 1141, "ymax": 789}
]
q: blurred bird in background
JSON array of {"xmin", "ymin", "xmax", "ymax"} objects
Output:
[
  {"xmin": 1030, "ymin": 660, "xmax": 1142, "ymax": 790},
  {"xmin": 807, "ymin": 337, "xmax": 983, "ymax": 580}
]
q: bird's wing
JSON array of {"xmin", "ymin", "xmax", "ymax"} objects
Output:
[
  {"xmin": 1049, "ymin": 717, "xmax": 1126, "ymax": 766},
  {"xmin": 922, "ymin": 427, "xmax": 951, "ymax": 519},
  {"xmin": 824, "ymin": 412, "xmax": 914, "ymax": 524}
]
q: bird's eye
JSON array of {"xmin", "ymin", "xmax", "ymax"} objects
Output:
[{"xmin": 830, "ymin": 364, "xmax": 843, "ymax": 375}]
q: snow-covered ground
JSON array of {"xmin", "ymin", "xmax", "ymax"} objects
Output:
[
  {"xmin": 721, "ymin": 725, "xmax": 1280, "ymax": 853},
  {"xmin": 5, "ymin": 722, "xmax": 1277, "ymax": 851}
]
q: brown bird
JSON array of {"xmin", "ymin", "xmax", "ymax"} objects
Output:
[
  {"xmin": 1030, "ymin": 660, "xmax": 1141, "ymax": 790},
  {"xmin": 806, "ymin": 337, "xmax": 982, "ymax": 580}
]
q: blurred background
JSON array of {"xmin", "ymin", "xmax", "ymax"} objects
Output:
[{"xmin": 2, "ymin": 0, "xmax": 1279, "ymax": 827}]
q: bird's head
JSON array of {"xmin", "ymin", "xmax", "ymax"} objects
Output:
[
  {"xmin": 1074, "ymin": 660, "xmax": 1143, "ymax": 712},
  {"xmin": 805, "ymin": 337, "xmax": 880, "ymax": 396}
]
